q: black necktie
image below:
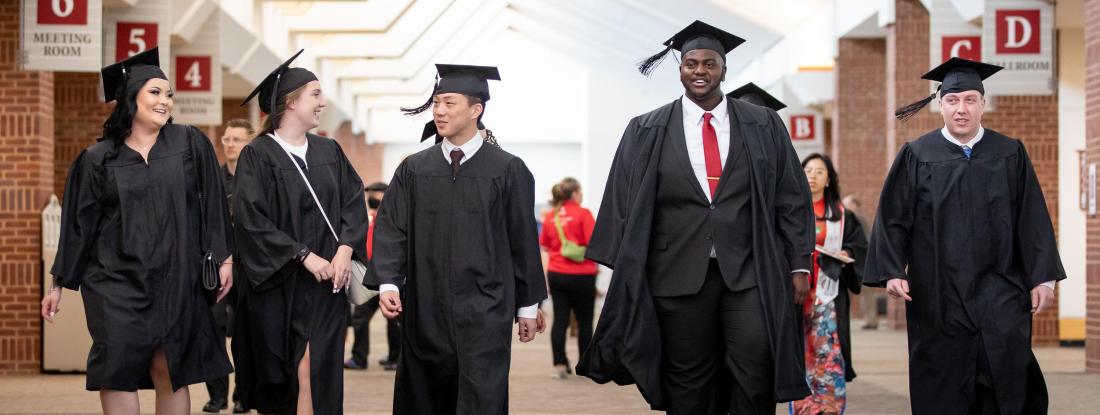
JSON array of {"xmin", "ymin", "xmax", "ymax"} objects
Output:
[{"xmin": 450, "ymin": 148, "xmax": 464, "ymax": 177}]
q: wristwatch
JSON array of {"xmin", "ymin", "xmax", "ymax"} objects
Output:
[{"xmin": 293, "ymin": 246, "xmax": 311, "ymax": 263}]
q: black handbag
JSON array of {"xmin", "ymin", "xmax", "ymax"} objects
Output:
[{"xmin": 189, "ymin": 132, "xmax": 220, "ymax": 304}]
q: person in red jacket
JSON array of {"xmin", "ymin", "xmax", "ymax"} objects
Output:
[{"xmin": 539, "ymin": 177, "xmax": 598, "ymax": 379}]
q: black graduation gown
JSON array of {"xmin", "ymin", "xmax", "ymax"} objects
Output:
[
  {"xmin": 51, "ymin": 124, "xmax": 233, "ymax": 391},
  {"xmin": 231, "ymin": 133, "xmax": 367, "ymax": 414},
  {"xmin": 367, "ymin": 142, "xmax": 547, "ymax": 415},
  {"xmin": 819, "ymin": 209, "xmax": 867, "ymax": 382},
  {"xmin": 577, "ymin": 98, "xmax": 814, "ymax": 408},
  {"xmin": 864, "ymin": 129, "xmax": 1064, "ymax": 414}
]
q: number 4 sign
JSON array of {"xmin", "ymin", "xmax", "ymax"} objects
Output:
[
  {"xmin": 115, "ymin": 21, "xmax": 157, "ymax": 61},
  {"xmin": 176, "ymin": 56, "xmax": 211, "ymax": 92}
]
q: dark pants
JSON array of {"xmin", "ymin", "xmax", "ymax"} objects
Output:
[
  {"xmin": 653, "ymin": 260, "xmax": 773, "ymax": 415},
  {"xmin": 350, "ymin": 296, "xmax": 401, "ymax": 365},
  {"xmin": 206, "ymin": 298, "xmax": 237, "ymax": 402},
  {"xmin": 548, "ymin": 272, "xmax": 596, "ymax": 367}
]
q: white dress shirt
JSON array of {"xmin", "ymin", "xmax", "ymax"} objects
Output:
[
  {"xmin": 680, "ymin": 96, "xmax": 810, "ymax": 275},
  {"xmin": 380, "ymin": 131, "xmax": 541, "ymax": 319},
  {"xmin": 940, "ymin": 125, "xmax": 1055, "ymax": 291}
]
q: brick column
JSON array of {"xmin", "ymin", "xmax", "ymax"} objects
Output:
[
  {"xmin": 1084, "ymin": 0, "xmax": 1100, "ymax": 372},
  {"xmin": 835, "ymin": 38, "xmax": 888, "ymax": 218},
  {"xmin": 331, "ymin": 121, "xmax": 384, "ymax": 185},
  {"xmin": 54, "ymin": 73, "xmax": 110, "ymax": 197},
  {"xmin": 0, "ymin": 0, "xmax": 55, "ymax": 374},
  {"xmin": 884, "ymin": 0, "xmax": 1060, "ymax": 343}
]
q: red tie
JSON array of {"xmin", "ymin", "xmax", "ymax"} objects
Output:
[{"xmin": 701, "ymin": 112, "xmax": 722, "ymax": 198}]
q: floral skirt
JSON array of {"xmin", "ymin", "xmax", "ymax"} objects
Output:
[{"xmin": 790, "ymin": 290, "xmax": 847, "ymax": 415}]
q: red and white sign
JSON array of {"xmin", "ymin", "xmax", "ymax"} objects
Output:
[
  {"xmin": 20, "ymin": 0, "xmax": 102, "ymax": 71},
  {"xmin": 942, "ymin": 36, "xmax": 981, "ymax": 62},
  {"xmin": 790, "ymin": 115, "xmax": 815, "ymax": 141},
  {"xmin": 114, "ymin": 22, "xmax": 157, "ymax": 61},
  {"xmin": 37, "ymin": 0, "xmax": 87, "ymax": 25},
  {"xmin": 170, "ymin": 13, "xmax": 220, "ymax": 125},
  {"xmin": 982, "ymin": 0, "xmax": 1053, "ymax": 95},
  {"xmin": 175, "ymin": 56, "xmax": 211, "ymax": 92},
  {"xmin": 102, "ymin": 0, "xmax": 170, "ymax": 84},
  {"xmin": 995, "ymin": 9, "xmax": 1040, "ymax": 54}
]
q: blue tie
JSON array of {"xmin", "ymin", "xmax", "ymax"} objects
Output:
[{"xmin": 962, "ymin": 146, "xmax": 972, "ymax": 159}]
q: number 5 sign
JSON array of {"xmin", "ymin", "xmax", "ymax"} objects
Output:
[
  {"xmin": 175, "ymin": 56, "xmax": 211, "ymax": 92},
  {"xmin": 115, "ymin": 22, "xmax": 157, "ymax": 61}
]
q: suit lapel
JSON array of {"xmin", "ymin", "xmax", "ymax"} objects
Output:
[
  {"xmin": 666, "ymin": 100, "xmax": 711, "ymax": 203},
  {"xmin": 713, "ymin": 100, "xmax": 744, "ymax": 199}
]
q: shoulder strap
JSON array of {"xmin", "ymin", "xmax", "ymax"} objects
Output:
[
  {"xmin": 553, "ymin": 209, "xmax": 569, "ymax": 244},
  {"xmin": 275, "ymin": 134, "xmax": 341, "ymax": 242}
]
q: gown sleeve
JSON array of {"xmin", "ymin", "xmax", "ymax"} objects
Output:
[
  {"xmin": 840, "ymin": 211, "xmax": 868, "ymax": 295},
  {"xmin": 769, "ymin": 110, "xmax": 815, "ymax": 273},
  {"xmin": 50, "ymin": 150, "xmax": 102, "ymax": 290},
  {"xmin": 505, "ymin": 157, "xmax": 548, "ymax": 308},
  {"xmin": 1012, "ymin": 141, "xmax": 1066, "ymax": 288},
  {"xmin": 332, "ymin": 141, "xmax": 368, "ymax": 262},
  {"xmin": 233, "ymin": 145, "xmax": 308, "ymax": 288},
  {"xmin": 585, "ymin": 119, "xmax": 641, "ymax": 268},
  {"xmin": 190, "ymin": 127, "xmax": 233, "ymax": 263},
  {"xmin": 366, "ymin": 160, "xmax": 411, "ymax": 289},
  {"xmin": 864, "ymin": 143, "xmax": 916, "ymax": 287}
]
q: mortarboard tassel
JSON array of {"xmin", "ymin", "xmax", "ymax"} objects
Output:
[
  {"xmin": 401, "ymin": 75, "xmax": 440, "ymax": 116},
  {"xmin": 637, "ymin": 45, "xmax": 673, "ymax": 77},
  {"xmin": 894, "ymin": 85, "xmax": 940, "ymax": 122}
]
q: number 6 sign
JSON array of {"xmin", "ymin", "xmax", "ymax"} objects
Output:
[
  {"xmin": 175, "ymin": 56, "xmax": 211, "ymax": 92},
  {"xmin": 115, "ymin": 22, "xmax": 157, "ymax": 61},
  {"xmin": 37, "ymin": 0, "xmax": 87, "ymax": 25}
]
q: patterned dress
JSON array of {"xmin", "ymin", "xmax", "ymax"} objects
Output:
[{"xmin": 791, "ymin": 198, "xmax": 847, "ymax": 414}]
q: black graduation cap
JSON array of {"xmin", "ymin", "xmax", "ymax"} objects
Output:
[
  {"xmin": 727, "ymin": 82, "xmax": 786, "ymax": 111},
  {"xmin": 240, "ymin": 49, "xmax": 319, "ymax": 122},
  {"xmin": 895, "ymin": 57, "xmax": 1003, "ymax": 121},
  {"xmin": 637, "ymin": 20, "xmax": 746, "ymax": 76},
  {"xmin": 403, "ymin": 64, "xmax": 501, "ymax": 142},
  {"xmin": 100, "ymin": 47, "xmax": 166, "ymax": 103}
]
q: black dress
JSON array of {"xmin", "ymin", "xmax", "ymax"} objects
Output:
[
  {"xmin": 367, "ymin": 142, "xmax": 547, "ymax": 415},
  {"xmin": 51, "ymin": 124, "xmax": 233, "ymax": 391},
  {"xmin": 231, "ymin": 133, "xmax": 367, "ymax": 414},
  {"xmin": 864, "ymin": 129, "xmax": 1064, "ymax": 414}
]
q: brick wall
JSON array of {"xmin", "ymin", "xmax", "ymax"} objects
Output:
[
  {"xmin": 330, "ymin": 121, "xmax": 384, "ymax": 186},
  {"xmin": 54, "ymin": 73, "xmax": 111, "ymax": 198},
  {"xmin": 1084, "ymin": 0, "xmax": 1100, "ymax": 372},
  {"xmin": 884, "ymin": 0, "xmax": 1060, "ymax": 343},
  {"xmin": 0, "ymin": 0, "xmax": 54, "ymax": 374},
  {"xmin": 835, "ymin": 38, "xmax": 888, "ymax": 219}
]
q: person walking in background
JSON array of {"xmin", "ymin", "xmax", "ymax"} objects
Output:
[
  {"xmin": 203, "ymin": 118, "xmax": 255, "ymax": 414},
  {"xmin": 790, "ymin": 154, "xmax": 867, "ymax": 415},
  {"xmin": 346, "ymin": 182, "xmax": 401, "ymax": 371},
  {"xmin": 539, "ymin": 178, "xmax": 597, "ymax": 380}
]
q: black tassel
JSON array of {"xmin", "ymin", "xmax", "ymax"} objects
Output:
[
  {"xmin": 637, "ymin": 45, "xmax": 673, "ymax": 77},
  {"xmin": 484, "ymin": 129, "xmax": 500, "ymax": 148},
  {"xmin": 402, "ymin": 75, "xmax": 439, "ymax": 116},
  {"xmin": 894, "ymin": 86, "xmax": 940, "ymax": 122}
]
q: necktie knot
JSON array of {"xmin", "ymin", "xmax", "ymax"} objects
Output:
[
  {"xmin": 703, "ymin": 112, "xmax": 714, "ymax": 123},
  {"xmin": 450, "ymin": 148, "xmax": 464, "ymax": 176},
  {"xmin": 962, "ymin": 146, "xmax": 972, "ymax": 159}
]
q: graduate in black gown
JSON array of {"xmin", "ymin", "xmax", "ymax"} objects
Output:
[
  {"xmin": 367, "ymin": 64, "xmax": 547, "ymax": 415},
  {"xmin": 41, "ymin": 48, "xmax": 234, "ymax": 414},
  {"xmin": 577, "ymin": 21, "xmax": 814, "ymax": 414},
  {"xmin": 231, "ymin": 50, "xmax": 368, "ymax": 415},
  {"xmin": 727, "ymin": 82, "xmax": 788, "ymax": 111},
  {"xmin": 866, "ymin": 57, "xmax": 1064, "ymax": 415}
]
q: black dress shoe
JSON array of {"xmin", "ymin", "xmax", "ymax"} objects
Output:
[
  {"xmin": 232, "ymin": 401, "xmax": 247, "ymax": 413},
  {"xmin": 202, "ymin": 399, "xmax": 228, "ymax": 413}
]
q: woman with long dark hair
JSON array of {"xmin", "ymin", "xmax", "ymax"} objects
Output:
[
  {"xmin": 41, "ymin": 48, "xmax": 233, "ymax": 415},
  {"xmin": 790, "ymin": 153, "xmax": 867, "ymax": 415},
  {"xmin": 231, "ymin": 50, "xmax": 367, "ymax": 414},
  {"xmin": 539, "ymin": 177, "xmax": 598, "ymax": 379}
]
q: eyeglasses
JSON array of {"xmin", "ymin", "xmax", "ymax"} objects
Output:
[{"xmin": 221, "ymin": 136, "xmax": 250, "ymax": 145}]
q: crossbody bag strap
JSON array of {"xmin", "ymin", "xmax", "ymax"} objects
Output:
[
  {"xmin": 274, "ymin": 134, "xmax": 341, "ymax": 243},
  {"xmin": 553, "ymin": 210, "xmax": 569, "ymax": 244}
]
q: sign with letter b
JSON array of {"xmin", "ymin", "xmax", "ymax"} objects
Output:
[{"xmin": 790, "ymin": 115, "xmax": 815, "ymax": 141}]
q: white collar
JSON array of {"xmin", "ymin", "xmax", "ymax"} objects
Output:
[
  {"xmin": 441, "ymin": 131, "xmax": 483, "ymax": 163},
  {"xmin": 940, "ymin": 125, "xmax": 985, "ymax": 148},
  {"xmin": 681, "ymin": 95, "xmax": 728, "ymax": 126}
]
